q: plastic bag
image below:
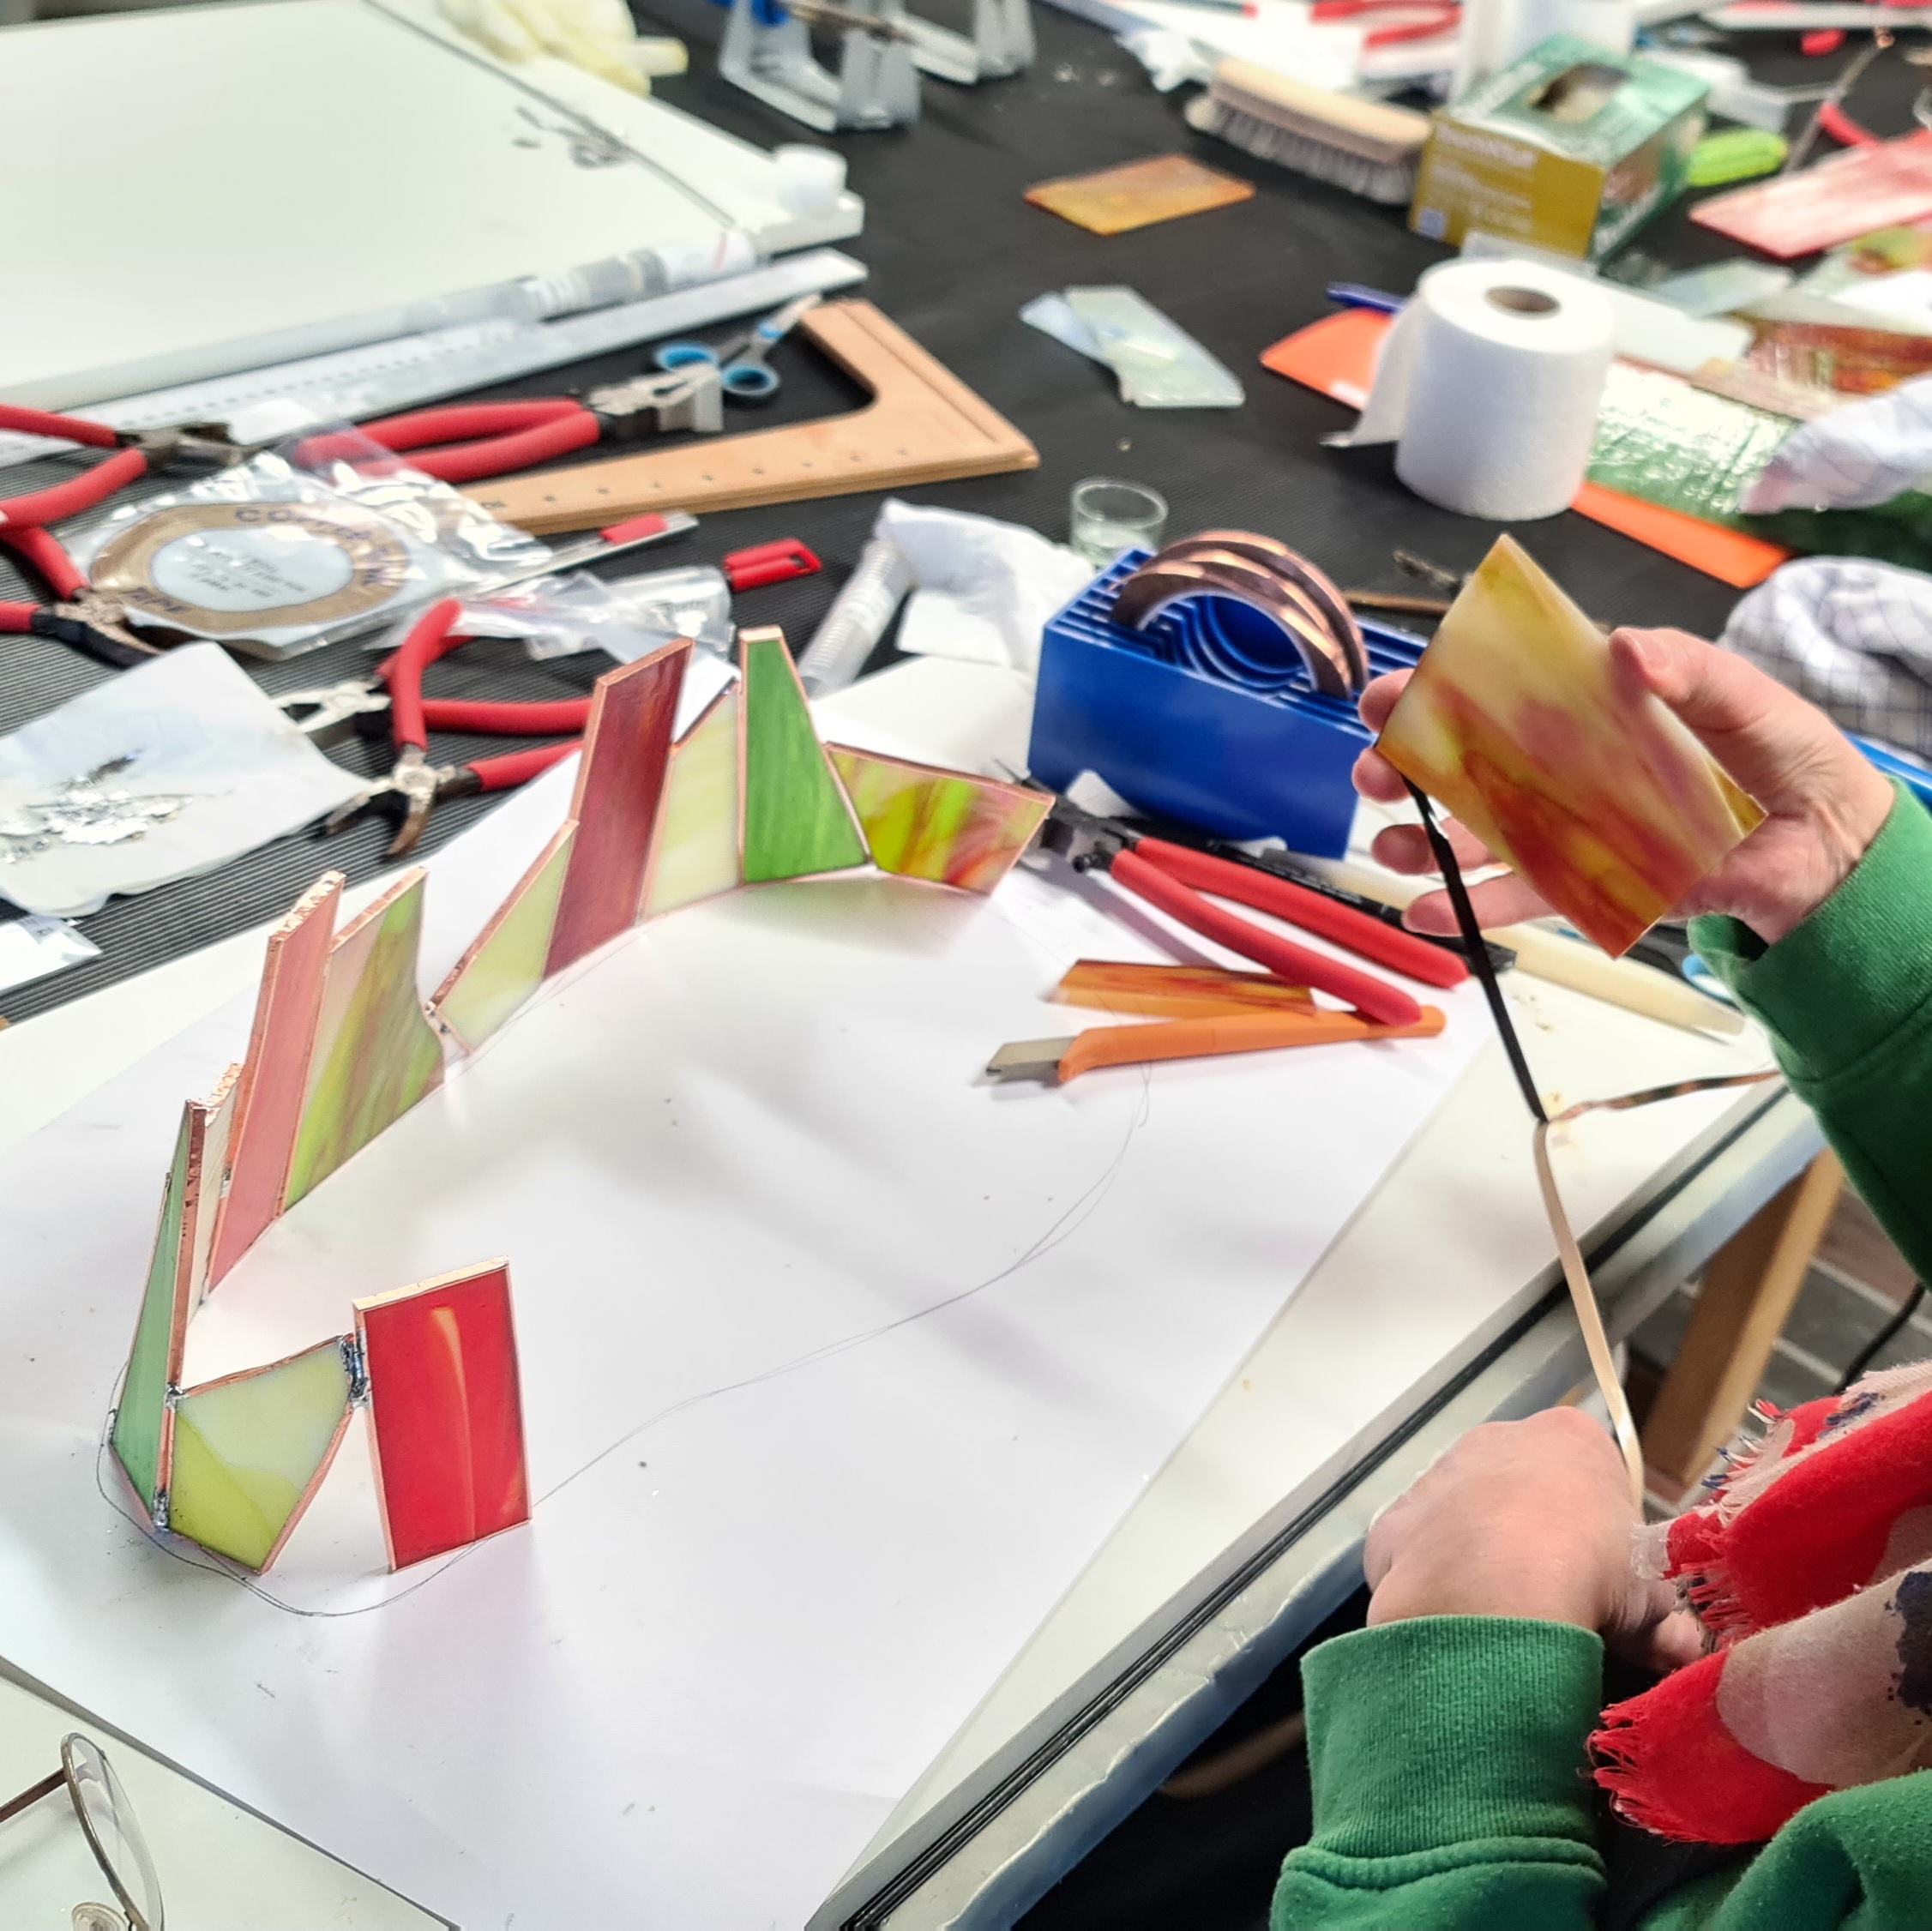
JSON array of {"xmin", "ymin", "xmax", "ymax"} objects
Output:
[
  {"xmin": 484, "ymin": 563, "xmax": 736, "ymax": 661},
  {"xmin": 1022, "ymin": 287, "xmax": 1243, "ymax": 409},
  {"xmin": 66, "ymin": 430, "xmax": 551, "ymax": 660}
]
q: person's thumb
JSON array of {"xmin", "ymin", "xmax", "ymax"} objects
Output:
[{"xmin": 1610, "ymin": 627, "xmax": 1849, "ymax": 816}]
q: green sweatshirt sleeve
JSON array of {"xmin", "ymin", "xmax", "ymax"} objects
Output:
[
  {"xmin": 1271, "ymin": 1620, "xmax": 1932, "ymax": 1931},
  {"xmin": 1270, "ymin": 1617, "xmax": 1608, "ymax": 1930},
  {"xmin": 1690, "ymin": 784, "xmax": 1932, "ymax": 1287}
]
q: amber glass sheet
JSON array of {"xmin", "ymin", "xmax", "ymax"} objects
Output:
[
  {"xmin": 284, "ymin": 870, "xmax": 444, "ymax": 1208},
  {"xmin": 740, "ymin": 629, "xmax": 867, "ymax": 883},
  {"xmin": 644, "ymin": 689, "xmax": 740, "ymax": 917},
  {"xmin": 169, "ymin": 1339, "xmax": 353, "ymax": 1571},
  {"xmin": 1375, "ymin": 536, "xmax": 1763, "ymax": 956},
  {"xmin": 827, "ymin": 745, "xmax": 1047, "ymax": 894},
  {"xmin": 1051, "ymin": 960, "xmax": 1316, "ymax": 1019},
  {"xmin": 357, "ymin": 1262, "xmax": 529, "ymax": 1572},
  {"xmin": 433, "ymin": 824, "xmax": 576, "ymax": 1052},
  {"xmin": 1024, "ymin": 153, "xmax": 1254, "ymax": 235}
]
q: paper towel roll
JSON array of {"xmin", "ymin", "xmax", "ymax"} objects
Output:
[{"xmin": 1386, "ymin": 260, "xmax": 1614, "ymax": 522}]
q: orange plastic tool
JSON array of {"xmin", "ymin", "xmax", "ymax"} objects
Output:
[{"xmin": 985, "ymin": 1005, "xmax": 1446, "ymax": 1085}]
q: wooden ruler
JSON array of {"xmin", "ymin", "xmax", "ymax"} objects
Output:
[{"xmin": 463, "ymin": 300, "xmax": 1039, "ymax": 534}]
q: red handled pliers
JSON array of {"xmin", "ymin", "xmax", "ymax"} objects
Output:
[
  {"xmin": 297, "ymin": 364, "xmax": 724, "ymax": 487},
  {"xmin": 0, "ymin": 403, "xmax": 262, "ymax": 665},
  {"xmin": 319, "ymin": 600, "xmax": 587, "ymax": 857},
  {"xmin": 1041, "ymin": 794, "xmax": 1465, "ymax": 1029}
]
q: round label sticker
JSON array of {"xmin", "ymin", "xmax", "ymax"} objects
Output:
[{"xmin": 91, "ymin": 501, "xmax": 414, "ymax": 636}]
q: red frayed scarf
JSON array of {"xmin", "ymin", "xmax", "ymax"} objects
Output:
[{"xmin": 1592, "ymin": 1360, "xmax": 1932, "ymax": 1844}]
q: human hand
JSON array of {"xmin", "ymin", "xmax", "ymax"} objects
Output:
[
  {"xmin": 1365, "ymin": 1410, "xmax": 1698, "ymax": 1668},
  {"xmin": 1353, "ymin": 628, "xmax": 1898, "ymax": 947}
]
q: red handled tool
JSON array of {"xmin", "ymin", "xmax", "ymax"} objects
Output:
[
  {"xmin": 1308, "ymin": 0, "xmax": 1458, "ymax": 46},
  {"xmin": 1040, "ymin": 793, "xmax": 1458, "ymax": 1028},
  {"xmin": 307, "ymin": 364, "xmax": 727, "ymax": 485},
  {"xmin": 319, "ymin": 600, "xmax": 584, "ymax": 857}
]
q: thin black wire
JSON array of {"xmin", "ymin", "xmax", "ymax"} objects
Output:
[
  {"xmin": 1836, "ymin": 1281, "xmax": 1929, "ymax": 1393},
  {"xmin": 1401, "ymin": 779, "xmax": 1546, "ymax": 1125}
]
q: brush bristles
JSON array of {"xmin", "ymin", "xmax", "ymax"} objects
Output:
[{"xmin": 1185, "ymin": 94, "xmax": 1421, "ymax": 207}]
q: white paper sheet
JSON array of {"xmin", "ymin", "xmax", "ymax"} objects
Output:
[{"xmin": 0, "ymin": 754, "xmax": 1486, "ymax": 1927}]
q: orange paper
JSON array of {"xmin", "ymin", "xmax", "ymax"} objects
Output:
[
  {"xmin": 1025, "ymin": 153, "xmax": 1255, "ymax": 235},
  {"xmin": 1375, "ymin": 537, "xmax": 1763, "ymax": 957}
]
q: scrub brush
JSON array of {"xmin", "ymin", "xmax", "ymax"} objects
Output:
[{"xmin": 1185, "ymin": 61, "xmax": 1431, "ymax": 208}]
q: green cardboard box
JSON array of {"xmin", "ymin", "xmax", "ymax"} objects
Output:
[{"xmin": 1410, "ymin": 37, "xmax": 1709, "ymax": 262}]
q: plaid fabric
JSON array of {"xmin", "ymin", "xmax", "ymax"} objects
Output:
[
  {"xmin": 1722, "ymin": 557, "xmax": 1932, "ymax": 764},
  {"xmin": 1744, "ymin": 375, "xmax": 1932, "ymax": 514}
]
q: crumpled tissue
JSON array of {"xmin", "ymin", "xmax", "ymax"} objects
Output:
[{"xmin": 876, "ymin": 497, "xmax": 1093, "ymax": 677}]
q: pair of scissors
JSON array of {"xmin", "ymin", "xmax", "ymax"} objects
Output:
[{"xmin": 651, "ymin": 293, "xmax": 822, "ymax": 405}]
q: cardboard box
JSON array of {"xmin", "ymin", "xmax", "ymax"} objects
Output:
[{"xmin": 1411, "ymin": 37, "xmax": 1708, "ymax": 262}]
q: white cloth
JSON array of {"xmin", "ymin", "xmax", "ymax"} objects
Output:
[
  {"xmin": 1723, "ymin": 556, "xmax": 1932, "ymax": 762},
  {"xmin": 1744, "ymin": 375, "xmax": 1932, "ymax": 514}
]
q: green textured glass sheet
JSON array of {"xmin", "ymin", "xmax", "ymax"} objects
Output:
[
  {"xmin": 741, "ymin": 629, "xmax": 867, "ymax": 884},
  {"xmin": 645, "ymin": 689, "xmax": 740, "ymax": 917},
  {"xmin": 169, "ymin": 1340, "xmax": 352, "ymax": 1570},
  {"xmin": 827, "ymin": 745, "xmax": 1048, "ymax": 893},
  {"xmin": 111, "ymin": 1107, "xmax": 194, "ymax": 1515},
  {"xmin": 1588, "ymin": 364, "xmax": 1932, "ymax": 570},
  {"xmin": 434, "ymin": 824, "xmax": 575, "ymax": 1052},
  {"xmin": 284, "ymin": 871, "xmax": 444, "ymax": 1208},
  {"xmin": 1587, "ymin": 364, "xmax": 1791, "ymax": 526}
]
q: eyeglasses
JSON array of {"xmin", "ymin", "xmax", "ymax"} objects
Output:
[{"xmin": 0, "ymin": 1733, "xmax": 164, "ymax": 1931}]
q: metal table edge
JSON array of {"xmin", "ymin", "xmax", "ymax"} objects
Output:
[{"xmin": 812, "ymin": 1084, "xmax": 1821, "ymax": 1931}]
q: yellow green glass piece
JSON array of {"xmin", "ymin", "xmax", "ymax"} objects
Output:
[
  {"xmin": 168, "ymin": 1339, "xmax": 353, "ymax": 1571},
  {"xmin": 284, "ymin": 870, "xmax": 444, "ymax": 1208},
  {"xmin": 826, "ymin": 745, "xmax": 1048, "ymax": 894},
  {"xmin": 740, "ymin": 628, "xmax": 867, "ymax": 884},
  {"xmin": 433, "ymin": 824, "xmax": 577, "ymax": 1052},
  {"xmin": 111, "ymin": 1106, "xmax": 195, "ymax": 1517},
  {"xmin": 645, "ymin": 689, "xmax": 740, "ymax": 917}
]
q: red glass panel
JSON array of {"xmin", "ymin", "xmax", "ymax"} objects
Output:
[{"xmin": 356, "ymin": 1261, "xmax": 529, "ymax": 1571}]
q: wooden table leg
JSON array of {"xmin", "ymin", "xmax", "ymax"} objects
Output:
[{"xmin": 1642, "ymin": 1149, "xmax": 1845, "ymax": 1495}]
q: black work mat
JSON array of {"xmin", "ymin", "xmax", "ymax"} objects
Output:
[{"xmin": 0, "ymin": 3, "xmax": 1788, "ymax": 1022}]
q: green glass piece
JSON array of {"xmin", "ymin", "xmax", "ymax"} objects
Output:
[
  {"xmin": 740, "ymin": 631, "xmax": 868, "ymax": 884},
  {"xmin": 111, "ymin": 1110, "xmax": 193, "ymax": 1516},
  {"xmin": 435, "ymin": 825, "xmax": 575, "ymax": 1051},
  {"xmin": 645, "ymin": 691, "xmax": 739, "ymax": 917},
  {"xmin": 1586, "ymin": 363, "xmax": 1791, "ymax": 527},
  {"xmin": 284, "ymin": 873, "xmax": 444, "ymax": 1208},
  {"xmin": 1587, "ymin": 364, "xmax": 1932, "ymax": 572},
  {"xmin": 169, "ymin": 1340, "xmax": 352, "ymax": 1570}
]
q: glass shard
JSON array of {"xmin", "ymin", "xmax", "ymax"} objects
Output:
[
  {"xmin": 827, "ymin": 745, "xmax": 1048, "ymax": 894},
  {"xmin": 545, "ymin": 642, "xmax": 688, "ymax": 976},
  {"xmin": 111, "ymin": 1105, "xmax": 200, "ymax": 1516},
  {"xmin": 432, "ymin": 823, "xmax": 577, "ymax": 1053},
  {"xmin": 283, "ymin": 869, "xmax": 444, "ymax": 1208},
  {"xmin": 168, "ymin": 1338, "xmax": 353, "ymax": 1571},
  {"xmin": 741, "ymin": 627, "xmax": 867, "ymax": 883},
  {"xmin": 1375, "ymin": 536, "xmax": 1763, "ymax": 957},
  {"xmin": 356, "ymin": 1261, "xmax": 529, "ymax": 1572},
  {"xmin": 208, "ymin": 871, "xmax": 342, "ymax": 1284},
  {"xmin": 1051, "ymin": 960, "xmax": 1316, "ymax": 1019},
  {"xmin": 644, "ymin": 689, "xmax": 740, "ymax": 917},
  {"xmin": 188, "ymin": 1062, "xmax": 241, "ymax": 1315}
]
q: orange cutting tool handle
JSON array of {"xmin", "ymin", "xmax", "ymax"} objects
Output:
[
  {"xmin": 1056, "ymin": 1007, "xmax": 1445, "ymax": 1083},
  {"xmin": 1135, "ymin": 836, "xmax": 1467, "ymax": 990},
  {"xmin": 1110, "ymin": 846, "xmax": 1423, "ymax": 1028}
]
